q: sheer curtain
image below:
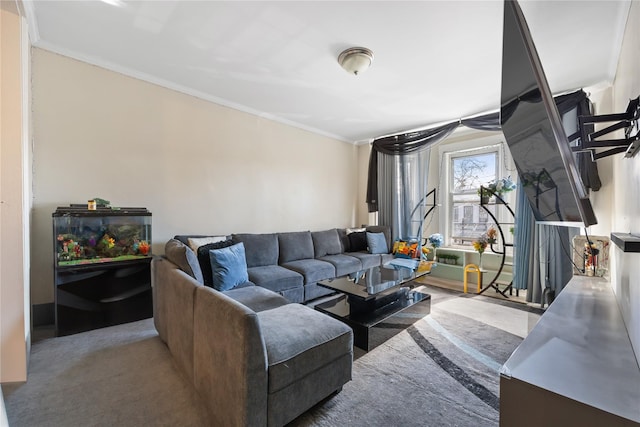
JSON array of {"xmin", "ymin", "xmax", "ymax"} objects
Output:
[{"xmin": 377, "ymin": 149, "xmax": 431, "ymax": 243}]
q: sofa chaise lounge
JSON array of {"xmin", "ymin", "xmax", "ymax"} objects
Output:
[{"xmin": 152, "ymin": 241, "xmax": 354, "ymax": 426}]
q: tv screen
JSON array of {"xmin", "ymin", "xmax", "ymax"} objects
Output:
[{"xmin": 500, "ymin": 0, "xmax": 597, "ymax": 227}]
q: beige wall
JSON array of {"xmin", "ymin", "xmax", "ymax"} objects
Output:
[
  {"xmin": 609, "ymin": 0, "xmax": 640, "ymax": 358},
  {"xmin": 30, "ymin": 48, "xmax": 360, "ymax": 305},
  {"xmin": 0, "ymin": 7, "xmax": 30, "ymax": 383}
]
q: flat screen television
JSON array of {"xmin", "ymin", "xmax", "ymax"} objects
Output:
[{"xmin": 501, "ymin": 0, "xmax": 597, "ymax": 227}]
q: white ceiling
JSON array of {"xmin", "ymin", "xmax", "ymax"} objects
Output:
[{"xmin": 23, "ymin": 0, "xmax": 631, "ymax": 143}]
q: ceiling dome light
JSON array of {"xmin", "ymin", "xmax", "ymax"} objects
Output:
[{"xmin": 338, "ymin": 47, "xmax": 374, "ymax": 76}]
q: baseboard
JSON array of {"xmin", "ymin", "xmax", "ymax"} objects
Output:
[{"xmin": 32, "ymin": 303, "xmax": 54, "ymax": 327}]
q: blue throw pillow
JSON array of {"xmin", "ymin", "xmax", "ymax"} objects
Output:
[
  {"xmin": 367, "ymin": 232, "xmax": 388, "ymax": 254},
  {"xmin": 209, "ymin": 242, "xmax": 249, "ymax": 291},
  {"xmin": 197, "ymin": 239, "xmax": 234, "ymax": 287}
]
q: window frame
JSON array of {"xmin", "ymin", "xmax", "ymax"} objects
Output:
[{"xmin": 437, "ymin": 133, "xmax": 514, "ymax": 249}]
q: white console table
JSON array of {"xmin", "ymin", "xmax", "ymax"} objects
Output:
[{"xmin": 500, "ymin": 275, "xmax": 640, "ymax": 426}]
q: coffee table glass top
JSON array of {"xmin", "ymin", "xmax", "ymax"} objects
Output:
[{"xmin": 318, "ymin": 260, "xmax": 430, "ymax": 301}]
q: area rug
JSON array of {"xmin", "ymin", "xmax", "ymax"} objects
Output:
[
  {"xmin": 291, "ymin": 284, "xmax": 542, "ymax": 427},
  {"xmin": 2, "ymin": 283, "xmax": 541, "ymax": 427}
]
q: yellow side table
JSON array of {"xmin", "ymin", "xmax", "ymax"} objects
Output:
[{"xmin": 463, "ymin": 264, "xmax": 482, "ymax": 293}]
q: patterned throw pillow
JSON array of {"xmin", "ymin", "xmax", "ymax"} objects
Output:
[{"xmin": 392, "ymin": 240, "xmax": 419, "ymax": 259}]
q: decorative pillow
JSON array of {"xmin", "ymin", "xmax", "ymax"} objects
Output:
[
  {"xmin": 367, "ymin": 232, "xmax": 388, "ymax": 254},
  {"xmin": 187, "ymin": 235, "xmax": 227, "ymax": 253},
  {"xmin": 346, "ymin": 227, "xmax": 366, "ymax": 234},
  {"xmin": 392, "ymin": 240, "xmax": 419, "ymax": 259},
  {"xmin": 209, "ymin": 242, "xmax": 249, "ymax": 291},
  {"xmin": 164, "ymin": 239, "xmax": 204, "ymax": 284},
  {"xmin": 348, "ymin": 231, "xmax": 367, "ymax": 252},
  {"xmin": 197, "ymin": 239, "xmax": 235, "ymax": 287}
]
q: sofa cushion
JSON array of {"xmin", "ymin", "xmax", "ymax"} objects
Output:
[
  {"xmin": 312, "ymin": 229, "xmax": 343, "ymax": 258},
  {"xmin": 209, "ymin": 242, "xmax": 249, "ymax": 291},
  {"xmin": 278, "ymin": 231, "xmax": 315, "ymax": 263},
  {"xmin": 348, "ymin": 231, "xmax": 367, "ymax": 252},
  {"xmin": 232, "ymin": 233, "xmax": 279, "ymax": 268},
  {"xmin": 247, "ymin": 265, "xmax": 304, "ymax": 294},
  {"xmin": 337, "ymin": 228, "xmax": 349, "ymax": 253},
  {"xmin": 164, "ymin": 239, "xmax": 204, "ymax": 284},
  {"xmin": 257, "ymin": 304, "xmax": 353, "ymax": 393},
  {"xmin": 346, "ymin": 252, "xmax": 381, "ymax": 269},
  {"xmin": 223, "ymin": 286, "xmax": 289, "ymax": 312},
  {"xmin": 280, "ymin": 259, "xmax": 335, "ymax": 284},
  {"xmin": 197, "ymin": 239, "xmax": 235, "ymax": 287},
  {"xmin": 319, "ymin": 254, "xmax": 362, "ymax": 277},
  {"xmin": 367, "ymin": 232, "xmax": 389, "ymax": 254}
]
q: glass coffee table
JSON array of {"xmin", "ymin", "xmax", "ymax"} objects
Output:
[{"xmin": 315, "ymin": 260, "xmax": 432, "ymax": 351}]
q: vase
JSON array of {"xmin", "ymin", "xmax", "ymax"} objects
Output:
[{"xmin": 478, "ymin": 253, "xmax": 483, "ymax": 270}]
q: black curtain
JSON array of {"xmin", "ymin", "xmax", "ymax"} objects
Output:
[{"xmin": 366, "ymin": 89, "xmax": 599, "ymax": 212}]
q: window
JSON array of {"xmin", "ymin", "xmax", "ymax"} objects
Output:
[{"xmin": 443, "ymin": 143, "xmax": 507, "ymax": 247}]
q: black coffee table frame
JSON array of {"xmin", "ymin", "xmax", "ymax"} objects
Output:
[{"xmin": 315, "ymin": 268, "xmax": 431, "ymax": 351}]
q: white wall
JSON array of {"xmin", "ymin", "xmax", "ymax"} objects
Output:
[
  {"xmin": 0, "ymin": 6, "xmax": 30, "ymax": 383},
  {"xmin": 609, "ymin": 0, "xmax": 640, "ymax": 358},
  {"xmin": 31, "ymin": 48, "xmax": 360, "ymax": 305}
]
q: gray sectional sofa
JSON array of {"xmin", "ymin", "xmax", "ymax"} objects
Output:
[
  {"xmin": 151, "ymin": 225, "xmax": 392, "ymax": 426},
  {"xmin": 177, "ymin": 225, "xmax": 393, "ymax": 303}
]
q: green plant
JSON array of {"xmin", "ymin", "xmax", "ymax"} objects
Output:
[{"xmin": 477, "ymin": 176, "xmax": 516, "ymax": 198}]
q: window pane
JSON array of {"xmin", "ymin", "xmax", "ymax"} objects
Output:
[
  {"xmin": 449, "ymin": 150, "xmax": 498, "ymax": 246},
  {"xmin": 452, "ymin": 153, "xmax": 496, "ymax": 193}
]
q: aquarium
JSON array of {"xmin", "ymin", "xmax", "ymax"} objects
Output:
[{"xmin": 53, "ymin": 206, "xmax": 152, "ymax": 267}]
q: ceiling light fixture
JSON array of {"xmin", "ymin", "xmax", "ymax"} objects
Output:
[{"xmin": 338, "ymin": 47, "xmax": 374, "ymax": 76}]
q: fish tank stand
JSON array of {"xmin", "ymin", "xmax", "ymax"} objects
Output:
[{"xmin": 52, "ymin": 206, "xmax": 152, "ymax": 336}]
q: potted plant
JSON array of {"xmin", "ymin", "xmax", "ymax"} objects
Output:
[
  {"xmin": 437, "ymin": 253, "xmax": 449, "ymax": 263},
  {"xmin": 448, "ymin": 254, "xmax": 460, "ymax": 265},
  {"xmin": 486, "ymin": 226, "xmax": 498, "ymax": 244},
  {"xmin": 478, "ymin": 176, "xmax": 516, "ymax": 204}
]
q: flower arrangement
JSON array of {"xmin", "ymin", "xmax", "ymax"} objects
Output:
[
  {"xmin": 486, "ymin": 226, "xmax": 497, "ymax": 244},
  {"xmin": 427, "ymin": 233, "xmax": 443, "ymax": 261},
  {"xmin": 473, "ymin": 234, "xmax": 489, "ymax": 268},
  {"xmin": 477, "ymin": 176, "xmax": 517, "ymax": 198},
  {"xmin": 427, "ymin": 233, "xmax": 443, "ymax": 249},
  {"xmin": 472, "ymin": 234, "xmax": 488, "ymax": 254}
]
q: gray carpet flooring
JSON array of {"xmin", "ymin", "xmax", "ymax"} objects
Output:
[{"xmin": 2, "ymin": 284, "xmax": 541, "ymax": 426}]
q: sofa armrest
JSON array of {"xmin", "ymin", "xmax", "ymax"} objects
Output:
[
  {"xmin": 193, "ymin": 286, "xmax": 269, "ymax": 427},
  {"xmin": 151, "ymin": 256, "xmax": 201, "ymax": 383}
]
